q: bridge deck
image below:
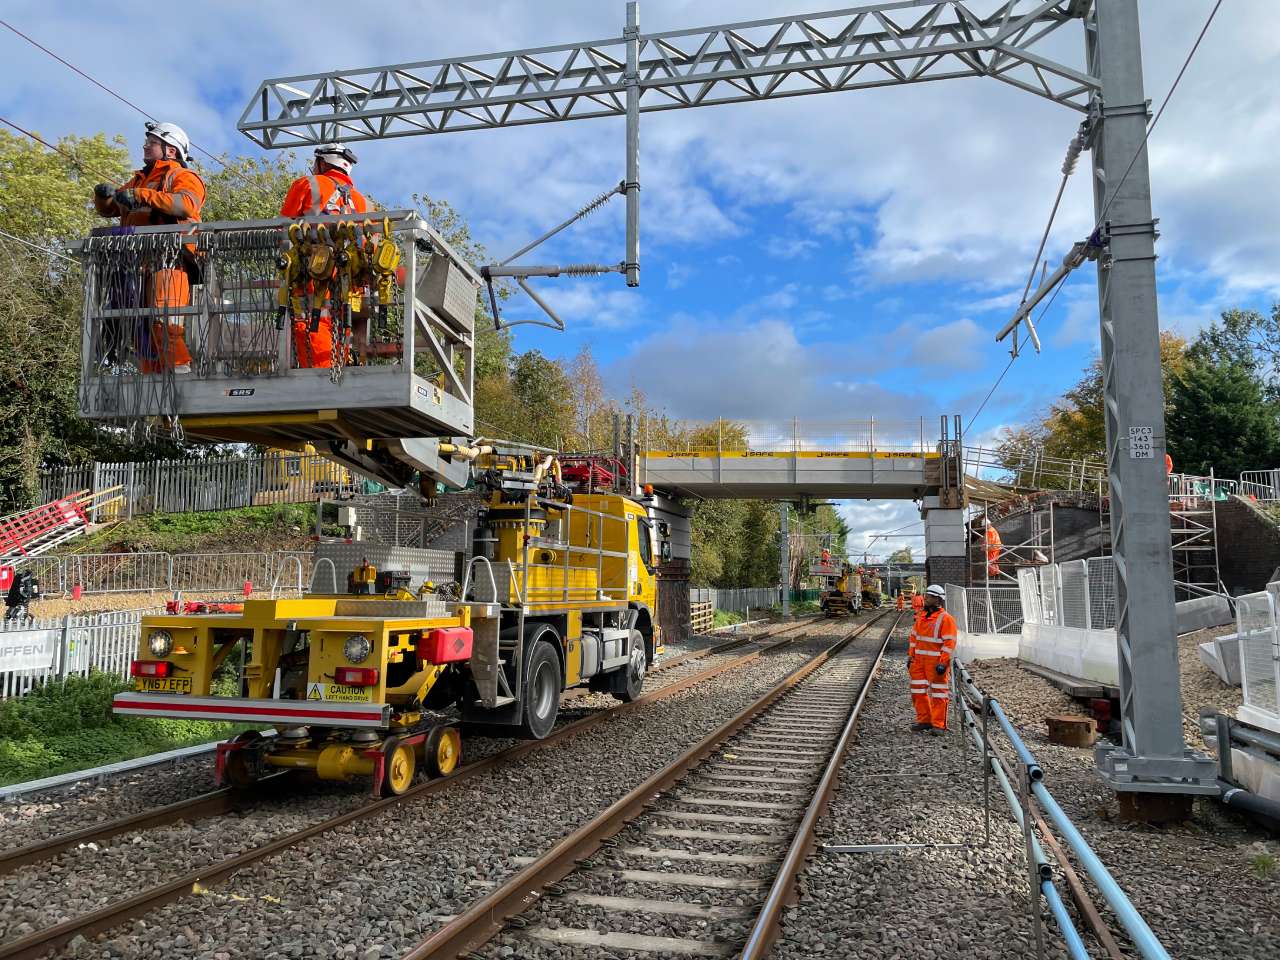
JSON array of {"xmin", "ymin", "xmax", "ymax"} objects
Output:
[{"xmin": 641, "ymin": 450, "xmax": 941, "ymax": 500}]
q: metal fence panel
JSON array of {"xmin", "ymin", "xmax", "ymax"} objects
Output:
[
  {"xmin": 946, "ymin": 585, "xmax": 968, "ymax": 633},
  {"xmin": 1236, "ymin": 591, "xmax": 1278, "ymax": 718},
  {"xmin": 1087, "ymin": 557, "xmax": 1117, "ymax": 629},
  {"xmin": 689, "ymin": 586, "xmax": 781, "ymax": 615},
  {"xmin": 171, "ymin": 552, "xmax": 273, "ymax": 593},
  {"xmin": 963, "ymin": 587, "xmax": 1023, "ymax": 635},
  {"xmin": 1059, "ymin": 560, "xmax": 1089, "ymax": 629},
  {"xmin": 1018, "ymin": 568, "xmax": 1043, "ymax": 625},
  {"xmin": 64, "ymin": 553, "xmax": 172, "ymax": 594}
]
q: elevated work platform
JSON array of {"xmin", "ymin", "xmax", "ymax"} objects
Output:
[
  {"xmin": 75, "ymin": 210, "xmax": 480, "ymax": 448},
  {"xmin": 639, "ymin": 419, "xmax": 949, "ymax": 501}
]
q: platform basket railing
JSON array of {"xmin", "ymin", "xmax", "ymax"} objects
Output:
[{"xmin": 74, "ymin": 211, "xmax": 479, "ymax": 445}]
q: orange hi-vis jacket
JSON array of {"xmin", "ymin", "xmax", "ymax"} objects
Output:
[
  {"xmin": 912, "ymin": 593, "xmax": 924, "ymax": 613},
  {"xmin": 93, "ymin": 159, "xmax": 206, "ymax": 226},
  {"xmin": 280, "ymin": 169, "xmax": 369, "ymax": 218},
  {"xmin": 908, "ymin": 607, "xmax": 959, "ymax": 729},
  {"xmin": 908, "ymin": 608, "xmax": 958, "ymax": 667}
]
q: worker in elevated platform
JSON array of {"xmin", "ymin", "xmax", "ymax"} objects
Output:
[
  {"xmin": 93, "ymin": 121, "xmax": 205, "ymax": 373},
  {"xmin": 280, "ymin": 144, "xmax": 369, "ymax": 369},
  {"xmin": 907, "ymin": 584, "xmax": 958, "ymax": 734}
]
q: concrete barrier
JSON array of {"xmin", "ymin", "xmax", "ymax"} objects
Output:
[{"xmin": 1175, "ymin": 594, "xmax": 1233, "ymax": 634}]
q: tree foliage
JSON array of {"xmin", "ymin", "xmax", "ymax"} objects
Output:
[{"xmin": 999, "ymin": 309, "xmax": 1280, "ymax": 487}]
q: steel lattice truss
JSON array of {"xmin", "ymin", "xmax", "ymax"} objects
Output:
[{"xmin": 238, "ymin": 0, "xmax": 1096, "ymax": 147}]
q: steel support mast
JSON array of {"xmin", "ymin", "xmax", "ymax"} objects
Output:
[
  {"xmin": 1086, "ymin": 0, "xmax": 1214, "ymax": 796},
  {"xmin": 237, "ymin": 0, "xmax": 1214, "ymax": 797}
]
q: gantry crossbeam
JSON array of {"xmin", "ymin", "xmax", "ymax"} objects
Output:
[{"xmin": 238, "ymin": 1, "xmax": 1096, "ymax": 147}]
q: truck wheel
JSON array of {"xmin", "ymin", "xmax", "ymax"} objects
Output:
[
  {"xmin": 520, "ymin": 639, "xmax": 561, "ymax": 739},
  {"xmin": 611, "ymin": 629, "xmax": 647, "ymax": 703}
]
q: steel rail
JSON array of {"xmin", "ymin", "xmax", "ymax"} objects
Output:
[
  {"xmin": 738, "ymin": 610, "xmax": 904, "ymax": 958},
  {"xmin": 0, "ymin": 619, "xmax": 814, "ymax": 877},
  {"xmin": 400, "ymin": 610, "xmax": 897, "ymax": 960},
  {"xmin": 0, "ymin": 621, "xmax": 815, "ymax": 960}
]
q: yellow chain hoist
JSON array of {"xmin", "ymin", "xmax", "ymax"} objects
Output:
[
  {"xmin": 370, "ymin": 216, "xmax": 401, "ymax": 326},
  {"xmin": 274, "ymin": 223, "xmax": 305, "ymax": 331},
  {"xmin": 304, "ymin": 223, "xmax": 337, "ymax": 334}
]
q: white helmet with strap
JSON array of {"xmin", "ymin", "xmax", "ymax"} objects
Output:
[
  {"xmin": 314, "ymin": 143, "xmax": 358, "ymax": 174},
  {"xmin": 145, "ymin": 121, "xmax": 191, "ymax": 166},
  {"xmin": 925, "ymin": 584, "xmax": 946, "ymax": 600}
]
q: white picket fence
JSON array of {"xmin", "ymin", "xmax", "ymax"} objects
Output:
[{"xmin": 0, "ymin": 609, "xmax": 151, "ymax": 699}]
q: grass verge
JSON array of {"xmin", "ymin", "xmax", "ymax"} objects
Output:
[{"xmin": 0, "ymin": 672, "xmax": 248, "ymax": 787}]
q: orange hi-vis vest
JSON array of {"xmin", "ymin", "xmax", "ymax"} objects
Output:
[
  {"xmin": 907, "ymin": 608, "xmax": 958, "ymax": 669},
  {"xmin": 280, "ymin": 169, "xmax": 369, "ymax": 217}
]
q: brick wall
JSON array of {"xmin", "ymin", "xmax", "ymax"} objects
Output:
[
  {"xmin": 1215, "ymin": 495, "xmax": 1280, "ymax": 595},
  {"xmin": 926, "ymin": 555, "xmax": 968, "ymax": 589},
  {"xmin": 656, "ymin": 558, "xmax": 691, "ymax": 647}
]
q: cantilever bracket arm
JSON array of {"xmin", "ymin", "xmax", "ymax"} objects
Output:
[
  {"xmin": 995, "ymin": 226, "xmax": 1107, "ymax": 351},
  {"xmin": 478, "ymin": 178, "xmax": 630, "ymax": 331}
]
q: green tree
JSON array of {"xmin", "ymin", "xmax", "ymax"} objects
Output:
[
  {"xmin": 197, "ymin": 153, "xmax": 306, "ymax": 222},
  {"xmin": 887, "ymin": 546, "xmax": 913, "ymax": 564},
  {"xmin": 1167, "ymin": 356, "xmax": 1280, "ymax": 478},
  {"xmin": 999, "ymin": 331, "xmax": 1186, "ymax": 485}
]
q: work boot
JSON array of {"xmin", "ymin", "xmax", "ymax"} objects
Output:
[
  {"xmin": 928, "ymin": 726, "xmax": 947, "ymax": 736},
  {"xmin": 910, "ymin": 722, "xmax": 931, "ymax": 732}
]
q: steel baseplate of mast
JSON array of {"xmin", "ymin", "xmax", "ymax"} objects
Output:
[{"xmin": 75, "ymin": 211, "xmax": 480, "ymax": 476}]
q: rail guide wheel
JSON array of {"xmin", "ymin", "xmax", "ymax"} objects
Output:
[
  {"xmin": 425, "ymin": 725, "xmax": 462, "ymax": 777},
  {"xmin": 222, "ymin": 731, "xmax": 266, "ymax": 789},
  {"xmin": 381, "ymin": 736, "xmax": 416, "ymax": 796}
]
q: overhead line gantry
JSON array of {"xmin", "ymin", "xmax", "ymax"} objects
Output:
[{"xmin": 234, "ymin": 0, "xmax": 1215, "ymax": 808}]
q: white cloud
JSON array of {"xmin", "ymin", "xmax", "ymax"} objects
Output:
[
  {"xmin": 502, "ymin": 279, "xmax": 644, "ymax": 332},
  {"xmin": 837, "ymin": 500, "xmax": 925, "ymax": 560},
  {"xmin": 764, "ymin": 236, "xmax": 820, "ymax": 260}
]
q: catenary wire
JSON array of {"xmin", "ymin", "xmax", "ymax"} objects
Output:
[
  {"xmin": 1, "ymin": 18, "xmax": 266, "ymax": 183},
  {"xmin": 0, "ymin": 227, "xmax": 75, "ymax": 263},
  {"xmin": 1, "ymin": 115, "xmax": 122, "ymax": 183}
]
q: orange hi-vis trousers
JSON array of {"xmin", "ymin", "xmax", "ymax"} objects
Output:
[
  {"xmin": 139, "ymin": 267, "xmax": 193, "ymax": 373},
  {"xmin": 907, "ymin": 608, "xmax": 958, "ymax": 729}
]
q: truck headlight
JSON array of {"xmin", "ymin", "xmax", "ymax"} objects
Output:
[
  {"xmin": 148, "ymin": 630, "xmax": 174, "ymax": 657},
  {"xmin": 344, "ymin": 634, "xmax": 371, "ymax": 663}
]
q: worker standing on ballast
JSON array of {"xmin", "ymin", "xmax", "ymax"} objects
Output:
[
  {"xmin": 279, "ymin": 144, "xmax": 369, "ymax": 369},
  {"xmin": 907, "ymin": 584, "xmax": 958, "ymax": 734},
  {"xmin": 93, "ymin": 121, "xmax": 205, "ymax": 373}
]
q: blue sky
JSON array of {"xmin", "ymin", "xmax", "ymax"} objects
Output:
[{"xmin": 4, "ymin": 1, "xmax": 1277, "ymax": 558}]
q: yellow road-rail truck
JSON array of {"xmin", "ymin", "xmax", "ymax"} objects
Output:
[{"xmin": 113, "ymin": 451, "xmax": 660, "ymax": 796}]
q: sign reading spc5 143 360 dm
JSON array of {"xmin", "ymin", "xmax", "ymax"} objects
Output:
[{"xmin": 0, "ymin": 629, "xmax": 59, "ymax": 673}]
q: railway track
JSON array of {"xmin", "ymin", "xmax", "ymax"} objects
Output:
[
  {"xmin": 0, "ymin": 616, "xmax": 826, "ymax": 959},
  {"xmin": 405, "ymin": 608, "xmax": 903, "ymax": 960},
  {"xmin": 0, "ymin": 617, "xmax": 814, "ymax": 880}
]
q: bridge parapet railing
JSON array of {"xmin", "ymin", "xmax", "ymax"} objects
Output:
[{"xmin": 643, "ymin": 418, "xmax": 932, "ymax": 457}]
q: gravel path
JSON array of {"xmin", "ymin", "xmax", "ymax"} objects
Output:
[
  {"xmin": 771, "ymin": 631, "xmax": 1074, "ymax": 960},
  {"xmin": 47, "ymin": 620, "xmax": 856, "ymax": 959},
  {"xmin": 967, "ymin": 656, "xmax": 1280, "ymax": 960},
  {"xmin": 1, "ymin": 754, "xmax": 223, "ymax": 851}
]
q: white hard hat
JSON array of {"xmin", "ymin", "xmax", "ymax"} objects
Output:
[
  {"xmin": 145, "ymin": 121, "xmax": 191, "ymax": 166},
  {"xmin": 314, "ymin": 143, "xmax": 358, "ymax": 173},
  {"xmin": 925, "ymin": 584, "xmax": 946, "ymax": 599}
]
